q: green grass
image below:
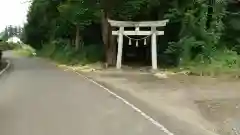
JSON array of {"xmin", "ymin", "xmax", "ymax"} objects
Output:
[
  {"xmin": 36, "ymin": 42, "xmax": 56, "ymax": 57},
  {"xmin": 13, "ymin": 49, "xmax": 34, "ymax": 57},
  {"xmin": 13, "ymin": 44, "xmax": 36, "ymax": 57},
  {"xmin": 0, "ymin": 42, "xmax": 15, "ymax": 50},
  {"xmin": 170, "ymin": 50, "xmax": 240, "ymax": 78}
]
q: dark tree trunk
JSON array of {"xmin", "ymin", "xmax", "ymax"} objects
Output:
[
  {"xmin": 75, "ymin": 25, "xmax": 80, "ymax": 50},
  {"xmin": 101, "ymin": 10, "xmax": 116, "ymax": 66}
]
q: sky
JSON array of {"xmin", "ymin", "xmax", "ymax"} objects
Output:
[{"xmin": 0, "ymin": 0, "xmax": 30, "ymax": 32}]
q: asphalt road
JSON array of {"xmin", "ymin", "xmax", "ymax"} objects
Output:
[{"xmin": 0, "ymin": 51, "xmax": 166, "ymax": 135}]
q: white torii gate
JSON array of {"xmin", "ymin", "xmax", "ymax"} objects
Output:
[{"xmin": 108, "ymin": 19, "xmax": 169, "ymax": 70}]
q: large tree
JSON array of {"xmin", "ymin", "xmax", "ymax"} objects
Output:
[
  {"xmin": 58, "ymin": 0, "xmax": 100, "ymax": 50},
  {"xmin": 23, "ymin": 0, "xmax": 62, "ymax": 49}
]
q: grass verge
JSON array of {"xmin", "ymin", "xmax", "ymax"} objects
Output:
[
  {"xmin": 13, "ymin": 44, "xmax": 36, "ymax": 57},
  {"xmin": 37, "ymin": 41, "xmax": 104, "ymax": 72},
  {"xmin": 167, "ymin": 50, "xmax": 240, "ymax": 78}
]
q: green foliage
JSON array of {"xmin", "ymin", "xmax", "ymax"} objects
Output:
[
  {"xmin": 177, "ymin": 50, "xmax": 240, "ymax": 77},
  {"xmin": 58, "ymin": 0, "xmax": 100, "ymax": 28},
  {"xmin": 23, "ymin": 0, "xmax": 62, "ymax": 49},
  {"xmin": 14, "ymin": 46, "xmax": 36, "ymax": 57},
  {"xmin": 38, "ymin": 39, "xmax": 103, "ymax": 65},
  {"xmin": 0, "ymin": 42, "xmax": 18, "ymax": 51},
  {"xmin": 23, "ymin": 0, "xmax": 240, "ymax": 76},
  {"xmin": 111, "ymin": 0, "xmax": 152, "ymax": 20},
  {"xmin": 166, "ymin": 36, "xmax": 207, "ymax": 65},
  {"xmin": 165, "ymin": 0, "xmax": 228, "ymax": 65},
  {"xmin": 37, "ymin": 41, "xmax": 56, "ymax": 58}
]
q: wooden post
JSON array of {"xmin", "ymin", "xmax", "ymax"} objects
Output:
[
  {"xmin": 151, "ymin": 27, "xmax": 157, "ymax": 70},
  {"xmin": 116, "ymin": 27, "xmax": 124, "ymax": 69}
]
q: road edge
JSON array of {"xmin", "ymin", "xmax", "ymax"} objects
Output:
[
  {"xmin": 0, "ymin": 60, "xmax": 11, "ymax": 76},
  {"xmin": 74, "ymin": 71, "xmax": 174, "ymax": 135},
  {"xmin": 52, "ymin": 61, "xmax": 219, "ymax": 135}
]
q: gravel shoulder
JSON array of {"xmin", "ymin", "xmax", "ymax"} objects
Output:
[{"xmin": 83, "ymin": 70, "xmax": 240, "ymax": 135}]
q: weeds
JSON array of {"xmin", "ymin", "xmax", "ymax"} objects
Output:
[{"xmin": 37, "ymin": 39, "xmax": 104, "ymax": 66}]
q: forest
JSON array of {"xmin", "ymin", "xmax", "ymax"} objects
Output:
[{"xmin": 22, "ymin": 0, "xmax": 240, "ymax": 75}]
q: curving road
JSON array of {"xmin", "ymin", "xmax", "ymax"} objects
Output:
[{"xmin": 0, "ymin": 51, "xmax": 166, "ymax": 135}]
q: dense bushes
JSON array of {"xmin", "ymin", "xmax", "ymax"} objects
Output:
[
  {"xmin": 38, "ymin": 39, "xmax": 104, "ymax": 65},
  {"xmin": 13, "ymin": 44, "xmax": 36, "ymax": 57},
  {"xmin": 0, "ymin": 42, "xmax": 16, "ymax": 51}
]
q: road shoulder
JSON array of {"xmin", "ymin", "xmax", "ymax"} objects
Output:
[
  {"xmin": 77, "ymin": 71, "xmax": 219, "ymax": 135},
  {"xmin": 0, "ymin": 59, "xmax": 10, "ymax": 76}
]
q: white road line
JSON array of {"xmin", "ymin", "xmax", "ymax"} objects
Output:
[
  {"xmin": 75, "ymin": 71, "xmax": 174, "ymax": 135},
  {"xmin": 0, "ymin": 60, "xmax": 11, "ymax": 76}
]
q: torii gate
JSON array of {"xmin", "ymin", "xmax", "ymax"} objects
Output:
[{"xmin": 108, "ymin": 19, "xmax": 169, "ymax": 70}]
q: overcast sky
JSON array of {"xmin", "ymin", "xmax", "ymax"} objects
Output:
[{"xmin": 0, "ymin": 0, "xmax": 30, "ymax": 32}]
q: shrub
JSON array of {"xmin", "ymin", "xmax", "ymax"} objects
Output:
[
  {"xmin": 38, "ymin": 39, "xmax": 104, "ymax": 65},
  {"xmin": 177, "ymin": 50, "xmax": 240, "ymax": 77}
]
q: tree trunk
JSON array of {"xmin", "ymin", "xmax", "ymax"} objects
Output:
[
  {"xmin": 101, "ymin": 10, "xmax": 116, "ymax": 66},
  {"xmin": 75, "ymin": 25, "xmax": 80, "ymax": 50}
]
